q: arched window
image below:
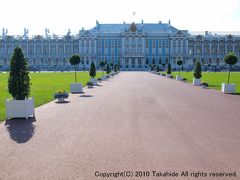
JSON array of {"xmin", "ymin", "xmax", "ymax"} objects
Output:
[
  {"xmin": 159, "ymin": 58, "xmax": 162, "ymax": 65},
  {"xmin": 152, "ymin": 58, "xmax": 155, "ymax": 64}
]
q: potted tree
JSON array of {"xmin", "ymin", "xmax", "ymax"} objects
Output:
[
  {"xmin": 69, "ymin": 54, "xmax": 83, "ymax": 93},
  {"xmin": 193, "ymin": 61, "xmax": 202, "ymax": 86},
  {"xmin": 166, "ymin": 63, "xmax": 172, "ymax": 78},
  {"xmin": 106, "ymin": 64, "xmax": 111, "ymax": 78},
  {"xmin": 176, "ymin": 58, "xmax": 183, "ymax": 81},
  {"xmin": 99, "ymin": 61, "xmax": 106, "ymax": 80},
  {"xmin": 89, "ymin": 62, "xmax": 97, "ymax": 86},
  {"xmin": 221, "ymin": 52, "xmax": 238, "ymax": 93},
  {"xmin": 6, "ymin": 47, "xmax": 35, "ymax": 119}
]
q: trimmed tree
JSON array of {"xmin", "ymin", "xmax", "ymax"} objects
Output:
[
  {"xmin": 114, "ymin": 64, "xmax": 118, "ymax": 72},
  {"xmin": 89, "ymin": 62, "xmax": 96, "ymax": 78},
  {"xmin": 8, "ymin": 47, "xmax": 31, "ymax": 100},
  {"xmin": 224, "ymin": 52, "xmax": 238, "ymax": 84},
  {"xmin": 69, "ymin": 54, "xmax": 81, "ymax": 83},
  {"xmin": 167, "ymin": 63, "xmax": 172, "ymax": 74},
  {"xmin": 99, "ymin": 61, "xmax": 106, "ymax": 76},
  {"xmin": 176, "ymin": 58, "xmax": 183, "ymax": 75},
  {"xmin": 156, "ymin": 65, "xmax": 160, "ymax": 72},
  {"xmin": 194, "ymin": 61, "xmax": 202, "ymax": 79},
  {"xmin": 106, "ymin": 64, "xmax": 111, "ymax": 74}
]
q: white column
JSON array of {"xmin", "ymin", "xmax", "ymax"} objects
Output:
[
  {"xmin": 210, "ymin": 41, "xmax": 212, "ymax": 55},
  {"xmin": 84, "ymin": 40, "xmax": 86, "ymax": 54},
  {"xmin": 56, "ymin": 40, "xmax": 59, "ymax": 54},
  {"xmin": 181, "ymin": 39, "xmax": 183, "ymax": 54},
  {"xmin": 79, "ymin": 39, "xmax": 81, "ymax": 53},
  {"xmin": 5, "ymin": 41, "xmax": 7, "ymax": 54},
  {"xmin": 34, "ymin": 42, "xmax": 36, "ymax": 54},
  {"xmin": 49, "ymin": 41, "xmax": 51, "ymax": 55},
  {"xmin": 71, "ymin": 40, "xmax": 74, "ymax": 54},
  {"xmin": 176, "ymin": 39, "xmax": 178, "ymax": 53},
  {"xmin": 225, "ymin": 40, "xmax": 227, "ymax": 54},
  {"xmin": 64, "ymin": 41, "xmax": 66, "ymax": 54},
  {"xmin": 41, "ymin": 41, "xmax": 44, "ymax": 54}
]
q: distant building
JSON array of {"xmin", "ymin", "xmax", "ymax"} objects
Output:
[{"xmin": 0, "ymin": 21, "xmax": 240, "ymax": 71}]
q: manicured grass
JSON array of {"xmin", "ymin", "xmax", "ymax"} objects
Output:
[
  {"xmin": 0, "ymin": 71, "xmax": 104, "ymax": 121},
  {"xmin": 170, "ymin": 71, "xmax": 240, "ymax": 93}
]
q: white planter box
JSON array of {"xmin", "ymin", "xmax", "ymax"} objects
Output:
[
  {"xmin": 193, "ymin": 78, "xmax": 201, "ymax": 86},
  {"xmin": 57, "ymin": 97, "xmax": 66, "ymax": 103},
  {"xmin": 90, "ymin": 78, "xmax": 98, "ymax": 86},
  {"xmin": 101, "ymin": 76, "xmax": 107, "ymax": 80},
  {"xmin": 6, "ymin": 98, "xmax": 35, "ymax": 119},
  {"xmin": 176, "ymin": 75, "xmax": 182, "ymax": 81},
  {"xmin": 166, "ymin": 74, "xmax": 171, "ymax": 78},
  {"xmin": 70, "ymin": 83, "xmax": 83, "ymax": 93},
  {"xmin": 221, "ymin": 83, "xmax": 236, "ymax": 94}
]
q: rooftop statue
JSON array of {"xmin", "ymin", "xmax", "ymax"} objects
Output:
[
  {"xmin": 2, "ymin": 28, "xmax": 8, "ymax": 39},
  {"xmin": 66, "ymin": 29, "xmax": 71, "ymax": 36},
  {"xmin": 22, "ymin": 28, "xmax": 29, "ymax": 39},
  {"xmin": 45, "ymin": 28, "xmax": 50, "ymax": 38}
]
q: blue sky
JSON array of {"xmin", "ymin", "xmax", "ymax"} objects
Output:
[{"xmin": 0, "ymin": 0, "xmax": 240, "ymax": 35}]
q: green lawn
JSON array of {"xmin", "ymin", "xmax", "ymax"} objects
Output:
[
  {"xmin": 0, "ymin": 71, "xmax": 104, "ymax": 121},
  {"xmin": 170, "ymin": 71, "xmax": 240, "ymax": 93}
]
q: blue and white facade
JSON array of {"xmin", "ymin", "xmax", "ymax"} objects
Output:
[{"xmin": 0, "ymin": 21, "xmax": 240, "ymax": 71}]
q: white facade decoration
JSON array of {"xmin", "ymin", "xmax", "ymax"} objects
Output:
[{"xmin": 0, "ymin": 21, "xmax": 240, "ymax": 71}]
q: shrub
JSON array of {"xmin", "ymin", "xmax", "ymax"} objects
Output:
[
  {"xmin": 114, "ymin": 64, "xmax": 118, "ymax": 72},
  {"xmin": 224, "ymin": 52, "xmax": 238, "ymax": 84},
  {"xmin": 182, "ymin": 78, "xmax": 187, "ymax": 82},
  {"xmin": 8, "ymin": 47, "xmax": 31, "ymax": 100},
  {"xmin": 201, "ymin": 82, "xmax": 209, "ymax": 87},
  {"xmin": 193, "ymin": 61, "xmax": 202, "ymax": 79},
  {"xmin": 86, "ymin": 81, "xmax": 93, "ymax": 87},
  {"xmin": 169, "ymin": 75, "xmax": 174, "ymax": 79},
  {"xmin": 106, "ymin": 64, "xmax": 111, "ymax": 74},
  {"xmin": 156, "ymin": 65, "xmax": 160, "ymax": 72},
  {"xmin": 98, "ymin": 77, "xmax": 102, "ymax": 81},
  {"xmin": 162, "ymin": 73, "xmax": 166, "ymax": 76},
  {"xmin": 89, "ymin": 62, "xmax": 96, "ymax": 78},
  {"xmin": 167, "ymin": 63, "xmax": 172, "ymax": 74},
  {"xmin": 69, "ymin": 54, "xmax": 81, "ymax": 83}
]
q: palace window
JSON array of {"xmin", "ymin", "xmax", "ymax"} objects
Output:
[{"xmin": 146, "ymin": 40, "xmax": 149, "ymax": 48}]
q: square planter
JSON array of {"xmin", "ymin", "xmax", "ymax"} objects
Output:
[
  {"xmin": 70, "ymin": 83, "xmax": 83, "ymax": 93},
  {"xmin": 166, "ymin": 74, "xmax": 171, "ymax": 78},
  {"xmin": 193, "ymin": 78, "xmax": 201, "ymax": 86},
  {"xmin": 221, "ymin": 83, "xmax": 236, "ymax": 94},
  {"xmin": 176, "ymin": 75, "xmax": 182, "ymax": 81},
  {"xmin": 6, "ymin": 98, "xmax": 35, "ymax": 119},
  {"xmin": 57, "ymin": 97, "xmax": 66, "ymax": 103},
  {"xmin": 101, "ymin": 76, "xmax": 107, "ymax": 80},
  {"xmin": 90, "ymin": 78, "xmax": 98, "ymax": 86}
]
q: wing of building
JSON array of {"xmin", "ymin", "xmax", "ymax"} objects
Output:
[{"xmin": 1, "ymin": 21, "xmax": 240, "ymax": 71}]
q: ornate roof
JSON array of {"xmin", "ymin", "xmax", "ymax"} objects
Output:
[{"xmin": 90, "ymin": 22, "xmax": 179, "ymax": 34}]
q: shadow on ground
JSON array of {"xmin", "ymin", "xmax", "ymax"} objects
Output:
[
  {"xmin": 55, "ymin": 100, "xmax": 71, "ymax": 104},
  {"xmin": 80, "ymin": 95, "xmax": 93, "ymax": 98},
  {"xmin": 5, "ymin": 117, "xmax": 36, "ymax": 143}
]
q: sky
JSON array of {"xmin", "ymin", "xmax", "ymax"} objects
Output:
[{"xmin": 0, "ymin": 0, "xmax": 240, "ymax": 36}]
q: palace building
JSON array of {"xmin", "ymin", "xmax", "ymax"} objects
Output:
[{"xmin": 0, "ymin": 20, "xmax": 240, "ymax": 71}]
